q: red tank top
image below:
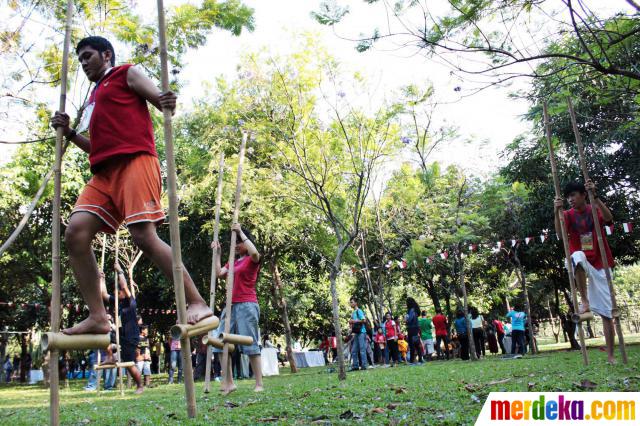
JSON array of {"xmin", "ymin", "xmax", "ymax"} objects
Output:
[{"xmin": 87, "ymin": 64, "xmax": 156, "ymax": 171}]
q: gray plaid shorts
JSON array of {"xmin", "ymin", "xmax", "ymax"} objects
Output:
[{"xmin": 212, "ymin": 302, "xmax": 261, "ymax": 356}]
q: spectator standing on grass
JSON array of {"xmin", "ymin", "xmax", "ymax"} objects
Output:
[
  {"xmin": 374, "ymin": 327, "xmax": 386, "ymax": 365},
  {"xmin": 168, "ymin": 335, "xmax": 182, "ymax": 384},
  {"xmin": 405, "ymin": 298, "xmax": 423, "ymax": 364},
  {"xmin": 432, "ymin": 308, "xmax": 450, "ymax": 360},
  {"xmin": 418, "ymin": 310, "xmax": 434, "ymax": 361},
  {"xmin": 397, "ymin": 334, "xmax": 408, "ymax": 363},
  {"xmin": 492, "ymin": 317, "xmax": 506, "ymax": 354},
  {"xmin": 383, "ymin": 312, "xmax": 400, "ymax": 367},
  {"xmin": 4, "ymin": 355, "xmax": 12, "ymax": 383},
  {"xmin": 470, "ymin": 307, "xmax": 486, "ymax": 359},
  {"xmin": 454, "ymin": 310, "xmax": 470, "ymax": 360},
  {"xmin": 506, "ymin": 304, "xmax": 527, "ymax": 355},
  {"xmin": 348, "ymin": 297, "xmax": 369, "ymax": 371}
]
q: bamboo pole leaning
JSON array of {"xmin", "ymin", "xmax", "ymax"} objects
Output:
[
  {"xmin": 49, "ymin": 2, "xmax": 74, "ymax": 425},
  {"xmin": 204, "ymin": 152, "xmax": 225, "ymax": 393},
  {"xmin": 221, "ymin": 132, "xmax": 248, "ymax": 393},
  {"xmin": 566, "ymin": 98, "xmax": 627, "ymax": 364},
  {"xmin": 156, "ymin": 0, "xmax": 197, "ymax": 417},
  {"xmin": 542, "ymin": 102, "xmax": 589, "ymax": 366}
]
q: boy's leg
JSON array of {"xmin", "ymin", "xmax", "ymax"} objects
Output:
[
  {"xmin": 574, "ymin": 264, "xmax": 590, "ymax": 313},
  {"xmin": 63, "ymin": 212, "xmax": 110, "ymax": 335},
  {"xmin": 128, "ymin": 222, "xmax": 211, "ymax": 324},
  {"xmin": 127, "ymin": 365, "xmax": 143, "ymax": 394},
  {"xmin": 249, "ymin": 355, "xmax": 263, "ymax": 391},
  {"xmin": 601, "ymin": 317, "xmax": 616, "ymax": 363}
]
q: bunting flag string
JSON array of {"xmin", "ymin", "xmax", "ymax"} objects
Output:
[
  {"xmin": 0, "ymin": 301, "xmax": 177, "ymax": 316},
  {"xmin": 355, "ymin": 221, "xmax": 635, "ymax": 272}
]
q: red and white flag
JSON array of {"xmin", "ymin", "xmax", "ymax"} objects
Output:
[
  {"xmin": 525, "ymin": 237, "xmax": 532, "ymax": 245},
  {"xmin": 540, "ymin": 234, "xmax": 546, "ymax": 243},
  {"xmin": 497, "ymin": 241, "xmax": 503, "ymax": 249},
  {"xmin": 397, "ymin": 259, "xmax": 407, "ymax": 269},
  {"xmin": 426, "ymin": 257, "xmax": 432, "ymax": 264},
  {"xmin": 511, "ymin": 239, "xmax": 517, "ymax": 247},
  {"xmin": 605, "ymin": 225, "xmax": 613, "ymax": 235},
  {"xmin": 623, "ymin": 222, "xmax": 633, "ymax": 233},
  {"xmin": 440, "ymin": 251, "xmax": 449, "ymax": 260}
]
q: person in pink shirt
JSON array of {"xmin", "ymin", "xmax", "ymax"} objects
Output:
[
  {"xmin": 168, "ymin": 335, "xmax": 182, "ymax": 384},
  {"xmin": 212, "ymin": 223, "xmax": 262, "ymax": 394}
]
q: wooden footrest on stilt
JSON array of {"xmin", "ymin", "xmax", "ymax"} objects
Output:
[
  {"xmin": 202, "ymin": 336, "xmax": 235, "ymax": 352},
  {"xmin": 571, "ymin": 312, "xmax": 595, "ymax": 323},
  {"xmin": 41, "ymin": 332, "xmax": 111, "ymax": 352},
  {"xmin": 170, "ymin": 315, "xmax": 220, "ymax": 340},
  {"xmin": 93, "ymin": 361, "xmax": 135, "ymax": 370},
  {"xmin": 219, "ymin": 332, "xmax": 253, "ymax": 346}
]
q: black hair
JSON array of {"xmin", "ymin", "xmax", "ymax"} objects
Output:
[
  {"xmin": 350, "ymin": 297, "xmax": 357, "ymax": 304},
  {"xmin": 470, "ymin": 306, "xmax": 479, "ymax": 319},
  {"xmin": 421, "ymin": 310, "xmax": 427, "ymax": 316},
  {"xmin": 563, "ymin": 181, "xmax": 586, "ymax": 198},
  {"xmin": 456, "ymin": 310, "xmax": 465, "ymax": 319},
  {"xmin": 76, "ymin": 36, "xmax": 116, "ymax": 66},
  {"xmin": 435, "ymin": 307, "xmax": 442, "ymax": 314},
  {"xmin": 241, "ymin": 227, "xmax": 255, "ymax": 244},
  {"xmin": 406, "ymin": 297, "xmax": 420, "ymax": 314}
]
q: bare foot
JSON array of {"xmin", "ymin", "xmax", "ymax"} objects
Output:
[
  {"xmin": 254, "ymin": 385, "xmax": 264, "ymax": 392},
  {"xmin": 62, "ymin": 316, "xmax": 110, "ymax": 335},
  {"xmin": 220, "ymin": 385, "xmax": 237, "ymax": 396},
  {"xmin": 186, "ymin": 302, "xmax": 213, "ymax": 325},
  {"xmin": 135, "ymin": 387, "xmax": 144, "ymax": 394}
]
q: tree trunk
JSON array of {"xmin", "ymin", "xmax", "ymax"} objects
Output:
[
  {"xmin": 329, "ymin": 247, "xmax": 347, "ymax": 380},
  {"xmin": 424, "ymin": 277, "xmax": 441, "ymax": 312},
  {"xmin": 269, "ymin": 259, "xmax": 298, "ymax": 373},
  {"xmin": 458, "ymin": 249, "xmax": 477, "ymax": 361},
  {"xmin": 513, "ymin": 252, "xmax": 537, "ymax": 355},
  {"xmin": 19, "ymin": 333, "xmax": 29, "ymax": 383}
]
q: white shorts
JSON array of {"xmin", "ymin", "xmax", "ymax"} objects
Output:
[
  {"xmin": 571, "ymin": 251, "xmax": 612, "ymax": 318},
  {"xmin": 135, "ymin": 361, "xmax": 151, "ymax": 375}
]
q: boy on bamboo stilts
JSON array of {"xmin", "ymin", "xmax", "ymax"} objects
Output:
[
  {"xmin": 211, "ymin": 224, "xmax": 263, "ymax": 394},
  {"xmin": 554, "ymin": 180, "xmax": 617, "ymax": 363},
  {"xmin": 50, "ymin": 36, "xmax": 213, "ymax": 336}
]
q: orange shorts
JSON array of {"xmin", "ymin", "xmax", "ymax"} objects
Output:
[{"xmin": 71, "ymin": 153, "xmax": 165, "ymax": 234}]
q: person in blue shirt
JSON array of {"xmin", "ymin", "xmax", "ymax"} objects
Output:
[
  {"xmin": 348, "ymin": 297, "xmax": 369, "ymax": 371},
  {"xmin": 454, "ymin": 310, "xmax": 470, "ymax": 360},
  {"xmin": 506, "ymin": 304, "xmax": 527, "ymax": 355}
]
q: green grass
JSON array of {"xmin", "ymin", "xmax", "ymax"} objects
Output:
[{"xmin": 1, "ymin": 346, "xmax": 640, "ymax": 425}]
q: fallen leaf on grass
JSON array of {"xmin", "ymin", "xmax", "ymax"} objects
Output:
[
  {"xmin": 486, "ymin": 378, "xmax": 511, "ymax": 386},
  {"xmin": 301, "ymin": 391, "xmax": 311, "ymax": 398},
  {"xmin": 464, "ymin": 383, "xmax": 479, "ymax": 392},
  {"xmin": 391, "ymin": 385, "xmax": 407, "ymax": 394},
  {"xmin": 576, "ymin": 380, "xmax": 597, "ymax": 390},
  {"xmin": 387, "ymin": 403, "xmax": 400, "ymax": 410},
  {"xmin": 224, "ymin": 401, "xmax": 239, "ymax": 408},
  {"xmin": 528, "ymin": 382, "xmax": 536, "ymax": 390},
  {"xmin": 471, "ymin": 395, "xmax": 481, "ymax": 403},
  {"xmin": 339, "ymin": 410, "xmax": 354, "ymax": 419},
  {"xmin": 258, "ymin": 417, "xmax": 281, "ymax": 422},
  {"xmin": 311, "ymin": 415, "xmax": 329, "ymax": 422},
  {"xmin": 371, "ymin": 407, "xmax": 385, "ymax": 414},
  {"xmin": 164, "ymin": 413, "xmax": 176, "ymax": 419}
]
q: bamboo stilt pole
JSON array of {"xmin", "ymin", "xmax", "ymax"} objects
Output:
[
  {"xmin": 41, "ymin": 333, "xmax": 110, "ymax": 352},
  {"xmin": 49, "ymin": 2, "xmax": 73, "ymax": 424},
  {"xmin": 171, "ymin": 315, "xmax": 220, "ymax": 340},
  {"xmin": 220, "ymin": 332, "xmax": 253, "ymax": 346},
  {"xmin": 204, "ymin": 152, "xmax": 225, "ymax": 393},
  {"xmin": 543, "ymin": 102, "xmax": 589, "ymax": 365},
  {"xmin": 222, "ymin": 132, "xmax": 248, "ymax": 391},
  {"xmin": 113, "ymin": 231, "xmax": 125, "ymax": 396},
  {"xmin": 202, "ymin": 336, "xmax": 235, "ymax": 352},
  {"xmin": 156, "ymin": 0, "xmax": 197, "ymax": 416},
  {"xmin": 566, "ymin": 98, "xmax": 627, "ymax": 364}
]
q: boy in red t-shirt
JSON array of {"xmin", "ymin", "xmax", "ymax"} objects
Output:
[
  {"xmin": 554, "ymin": 180, "xmax": 616, "ymax": 363},
  {"xmin": 51, "ymin": 36, "xmax": 212, "ymax": 336}
]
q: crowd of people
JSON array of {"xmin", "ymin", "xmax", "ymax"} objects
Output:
[{"xmin": 317, "ymin": 297, "xmax": 535, "ymax": 370}]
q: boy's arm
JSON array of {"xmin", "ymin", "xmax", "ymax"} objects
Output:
[
  {"xmin": 126, "ymin": 66, "xmax": 176, "ymax": 113},
  {"xmin": 553, "ymin": 197, "xmax": 564, "ymax": 239},
  {"xmin": 586, "ymin": 180, "xmax": 613, "ymax": 223},
  {"xmin": 50, "ymin": 112, "xmax": 91, "ymax": 153}
]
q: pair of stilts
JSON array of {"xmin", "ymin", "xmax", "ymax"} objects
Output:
[
  {"xmin": 44, "ymin": 1, "xmax": 250, "ymax": 424},
  {"xmin": 543, "ymin": 101, "xmax": 627, "ymax": 366}
]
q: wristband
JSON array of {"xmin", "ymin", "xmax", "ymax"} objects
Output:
[{"xmin": 66, "ymin": 129, "xmax": 77, "ymax": 141}]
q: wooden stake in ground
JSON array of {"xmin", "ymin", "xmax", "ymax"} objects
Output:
[
  {"xmin": 156, "ymin": 0, "xmax": 197, "ymax": 417},
  {"xmin": 97, "ymin": 234, "xmax": 107, "ymax": 395},
  {"xmin": 49, "ymin": 2, "xmax": 73, "ymax": 424},
  {"xmin": 221, "ymin": 132, "xmax": 248, "ymax": 392},
  {"xmin": 204, "ymin": 152, "xmax": 225, "ymax": 393},
  {"xmin": 543, "ymin": 102, "xmax": 589, "ymax": 366},
  {"xmin": 113, "ymin": 231, "xmax": 126, "ymax": 396},
  {"xmin": 566, "ymin": 98, "xmax": 628, "ymax": 364}
]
